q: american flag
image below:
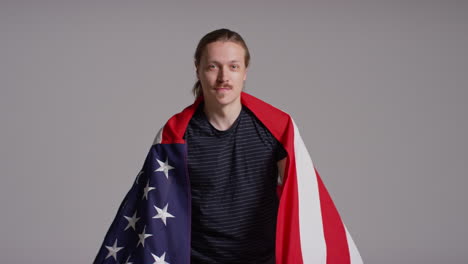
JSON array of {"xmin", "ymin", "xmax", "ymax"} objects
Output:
[{"xmin": 94, "ymin": 92, "xmax": 363, "ymax": 264}]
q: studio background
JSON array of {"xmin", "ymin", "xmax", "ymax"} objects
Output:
[{"xmin": 1, "ymin": 0, "xmax": 467, "ymax": 263}]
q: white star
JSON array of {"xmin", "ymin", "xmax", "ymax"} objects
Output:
[
  {"xmin": 136, "ymin": 225, "xmax": 153, "ymax": 248},
  {"xmin": 151, "ymin": 252, "xmax": 169, "ymax": 264},
  {"xmin": 105, "ymin": 239, "xmax": 124, "ymax": 260},
  {"xmin": 142, "ymin": 180, "xmax": 156, "ymax": 200},
  {"xmin": 155, "ymin": 158, "xmax": 174, "ymax": 179},
  {"xmin": 123, "ymin": 211, "xmax": 140, "ymax": 231},
  {"xmin": 135, "ymin": 170, "xmax": 144, "ymax": 184},
  {"xmin": 152, "ymin": 203, "xmax": 175, "ymax": 226}
]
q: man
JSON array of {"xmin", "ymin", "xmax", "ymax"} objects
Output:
[
  {"xmin": 94, "ymin": 28, "xmax": 363, "ymax": 264},
  {"xmin": 186, "ymin": 29, "xmax": 287, "ymax": 263}
]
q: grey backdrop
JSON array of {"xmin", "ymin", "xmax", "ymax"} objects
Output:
[{"xmin": 1, "ymin": 0, "xmax": 467, "ymax": 263}]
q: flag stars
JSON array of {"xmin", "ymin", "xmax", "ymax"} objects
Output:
[
  {"xmin": 105, "ymin": 239, "xmax": 124, "ymax": 260},
  {"xmin": 123, "ymin": 211, "xmax": 140, "ymax": 231},
  {"xmin": 155, "ymin": 158, "xmax": 174, "ymax": 179},
  {"xmin": 136, "ymin": 225, "xmax": 153, "ymax": 248},
  {"xmin": 151, "ymin": 252, "xmax": 169, "ymax": 264},
  {"xmin": 142, "ymin": 180, "xmax": 156, "ymax": 200},
  {"xmin": 153, "ymin": 203, "xmax": 175, "ymax": 226}
]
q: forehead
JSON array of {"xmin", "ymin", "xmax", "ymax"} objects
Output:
[{"xmin": 201, "ymin": 41, "xmax": 245, "ymax": 63}]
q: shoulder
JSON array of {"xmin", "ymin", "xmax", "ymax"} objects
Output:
[
  {"xmin": 241, "ymin": 92, "xmax": 291, "ymax": 121},
  {"xmin": 240, "ymin": 92, "xmax": 293, "ymax": 141},
  {"xmin": 153, "ymin": 97, "xmax": 204, "ymax": 145}
]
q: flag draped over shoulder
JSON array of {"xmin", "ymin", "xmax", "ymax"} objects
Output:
[{"xmin": 94, "ymin": 92, "xmax": 363, "ymax": 264}]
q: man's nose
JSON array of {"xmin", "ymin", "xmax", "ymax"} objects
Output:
[{"xmin": 217, "ymin": 66, "xmax": 229, "ymax": 83}]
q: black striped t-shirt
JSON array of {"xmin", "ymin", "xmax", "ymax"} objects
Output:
[{"xmin": 184, "ymin": 103, "xmax": 287, "ymax": 264}]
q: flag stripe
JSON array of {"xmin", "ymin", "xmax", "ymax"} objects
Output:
[
  {"xmin": 345, "ymin": 223, "xmax": 364, "ymax": 264},
  {"xmin": 275, "ymin": 122, "xmax": 303, "ymax": 263},
  {"xmin": 315, "ymin": 168, "xmax": 351, "ymax": 263},
  {"xmin": 292, "ymin": 119, "xmax": 327, "ymax": 263}
]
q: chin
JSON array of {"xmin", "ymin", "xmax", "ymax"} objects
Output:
[{"xmin": 209, "ymin": 91, "xmax": 241, "ymax": 106}]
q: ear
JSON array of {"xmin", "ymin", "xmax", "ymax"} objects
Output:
[{"xmin": 243, "ymin": 68, "xmax": 248, "ymax": 81}]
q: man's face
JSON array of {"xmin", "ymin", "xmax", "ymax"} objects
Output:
[{"xmin": 196, "ymin": 41, "xmax": 247, "ymax": 108}]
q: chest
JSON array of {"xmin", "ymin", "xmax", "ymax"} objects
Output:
[{"xmin": 185, "ymin": 112, "xmax": 279, "ymax": 192}]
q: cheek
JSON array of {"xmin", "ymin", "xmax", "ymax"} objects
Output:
[
  {"xmin": 200, "ymin": 73, "xmax": 217, "ymax": 88},
  {"xmin": 235, "ymin": 72, "xmax": 247, "ymax": 82},
  {"xmin": 200, "ymin": 71, "xmax": 216, "ymax": 81}
]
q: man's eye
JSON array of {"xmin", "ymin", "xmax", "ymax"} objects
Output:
[{"xmin": 231, "ymin": 65, "xmax": 239, "ymax": 69}]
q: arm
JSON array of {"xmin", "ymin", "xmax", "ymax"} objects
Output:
[{"xmin": 277, "ymin": 157, "xmax": 287, "ymax": 185}]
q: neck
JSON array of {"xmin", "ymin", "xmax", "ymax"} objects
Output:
[{"xmin": 203, "ymin": 99, "xmax": 242, "ymax": 131}]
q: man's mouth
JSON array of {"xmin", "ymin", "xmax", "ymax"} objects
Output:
[{"xmin": 215, "ymin": 86, "xmax": 231, "ymax": 90}]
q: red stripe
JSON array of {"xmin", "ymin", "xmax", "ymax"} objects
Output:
[
  {"xmin": 315, "ymin": 168, "xmax": 351, "ymax": 263},
  {"xmin": 275, "ymin": 122, "xmax": 303, "ymax": 263}
]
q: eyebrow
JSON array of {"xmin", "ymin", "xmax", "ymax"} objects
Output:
[{"xmin": 208, "ymin": 60, "xmax": 241, "ymax": 64}]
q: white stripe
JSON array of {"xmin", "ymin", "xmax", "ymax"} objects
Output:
[
  {"xmin": 152, "ymin": 127, "xmax": 163, "ymax": 145},
  {"xmin": 345, "ymin": 223, "xmax": 364, "ymax": 264},
  {"xmin": 292, "ymin": 118, "xmax": 327, "ymax": 263}
]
